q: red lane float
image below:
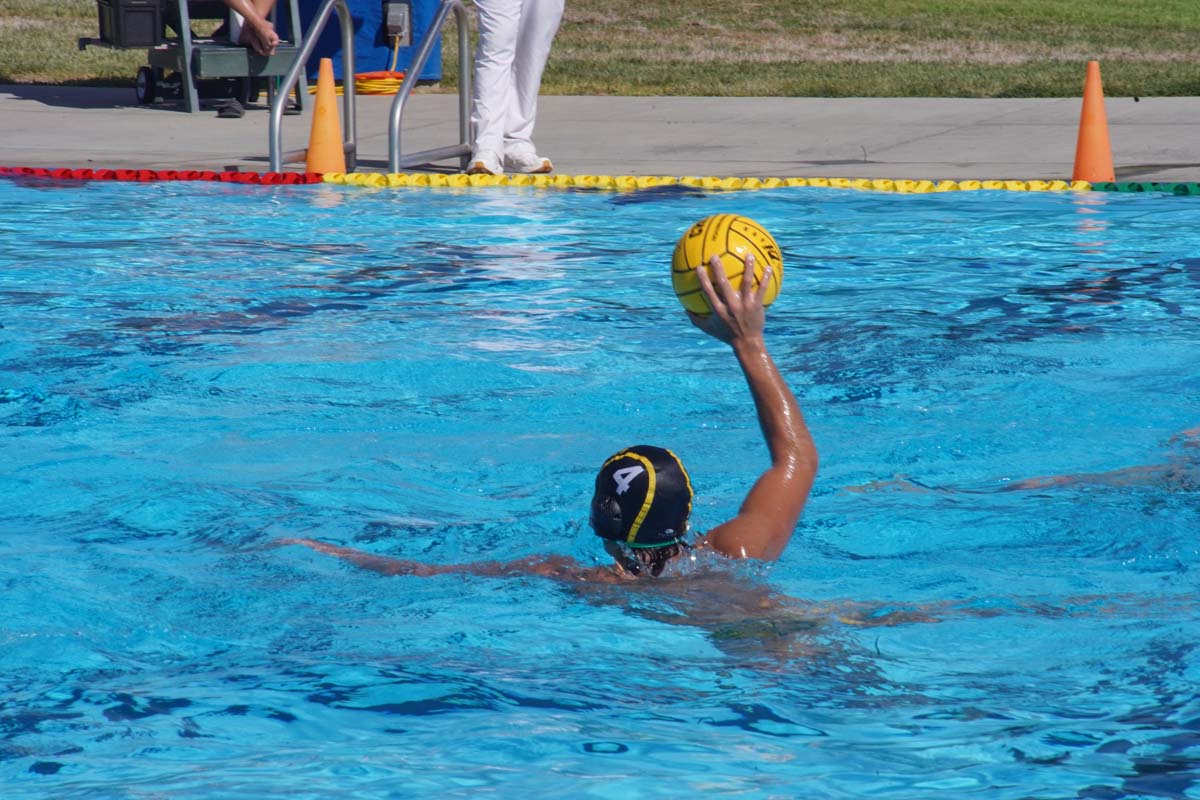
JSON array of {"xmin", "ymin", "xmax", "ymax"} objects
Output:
[{"xmin": 0, "ymin": 166, "xmax": 323, "ymax": 184}]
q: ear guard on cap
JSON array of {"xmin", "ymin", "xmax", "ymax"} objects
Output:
[{"xmin": 590, "ymin": 496, "xmax": 623, "ymax": 541}]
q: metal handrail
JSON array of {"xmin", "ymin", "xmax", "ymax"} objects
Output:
[
  {"xmin": 176, "ymin": 0, "xmax": 199, "ymax": 112},
  {"xmin": 269, "ymin": 0, "xmax": 356, "ymax": 172},
  {"xmin": 388, "ymin": 0, "xmax": 472, "ymax": 173}
]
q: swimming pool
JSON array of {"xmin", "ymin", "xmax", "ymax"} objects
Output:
[{"xmin": 2, "ymin": 177, "xmax": 1198, "ymax": 798}]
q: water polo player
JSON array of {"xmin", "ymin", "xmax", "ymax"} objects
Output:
[
  {"xmin": 589, "ymin": 255, "xmax": 818, "ymax": 576},
  {"xmin": 282, "ymin": 253, "xmax": 819, "ymax": 580}
]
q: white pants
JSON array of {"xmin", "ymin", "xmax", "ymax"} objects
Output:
[{"xmin": 470, "ymin": 0, "xmax": 564, "ymax": 158}]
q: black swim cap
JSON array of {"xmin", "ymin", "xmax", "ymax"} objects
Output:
[{"xmin": 590, "ymin": 445, "xmax": 693, "ymax": 548}]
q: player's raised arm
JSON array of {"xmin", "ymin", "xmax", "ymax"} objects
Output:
[{"xmin": 688, "ymin": 254, "xmax": 818, "ymax": 561}]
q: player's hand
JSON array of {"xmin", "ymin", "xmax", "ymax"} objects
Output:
[{"xmin": 687, "ymin": 252, "xmax": 769, "ymax": 345}]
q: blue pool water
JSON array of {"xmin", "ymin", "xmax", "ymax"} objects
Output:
[{"xmin": 1, "ymin": 177, "xmax": 1198, "ymax": 798}]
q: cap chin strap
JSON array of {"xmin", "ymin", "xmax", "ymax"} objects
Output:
[{"xmin": 625, "ymin": 536, "xmax": 685, "ymax": 550}]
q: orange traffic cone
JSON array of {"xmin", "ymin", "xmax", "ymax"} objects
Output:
[
  {"xmin": 306, "ymin": 58, "xmax": 346, "ymax": 173},
  {"xmin": 1072, "ymin": 61, "xmax": 1115, "ymax": 182}
]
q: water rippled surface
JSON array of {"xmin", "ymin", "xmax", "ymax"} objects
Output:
[{"xmin": 1, "ymin": 178, "xmax": 1198, "ymax": 798}]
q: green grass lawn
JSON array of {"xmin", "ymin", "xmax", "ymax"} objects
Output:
[{"xmin": 3, "ymin": 0, "xmax": 1200, "ymax": 96}]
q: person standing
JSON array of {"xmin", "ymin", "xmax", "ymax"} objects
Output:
[{"xmin": 466, "ymin": 0, "xmax": 564, "ymax": 176}]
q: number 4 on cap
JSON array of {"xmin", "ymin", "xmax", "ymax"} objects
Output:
[{"xmin": 612, "ymin": 466, "xmax": 644, "ymax": 495}]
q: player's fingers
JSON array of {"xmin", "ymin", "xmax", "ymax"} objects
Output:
[
  {"xmin": 741, "ymin": 253, "xmax": 758, "ymax": 301},
  {"xmin": 696, "ymin": 257, "xmax": 727, "ymax": 315},
  {"xmin": 756, "ymin": 265, "xmax": 772, "ymax": 304},
  {"xmin": 707, "ymin": 253, "xmax": 737, "ymax": 302}
]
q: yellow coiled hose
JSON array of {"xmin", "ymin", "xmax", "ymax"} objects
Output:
[{"xmin": 307, "ymin": 39, "xmax": 406, "ymax": 95}]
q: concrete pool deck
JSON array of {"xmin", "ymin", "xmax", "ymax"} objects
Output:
[{"xmin": 2, "ymin": 83, "xmax": 1199, "ymax": 181}]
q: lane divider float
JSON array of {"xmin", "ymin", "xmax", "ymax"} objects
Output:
[
  {"xmin": 1092, "ymin": 181, "xmax": 1200, "ymax": 195},
  {"xmin": 0, "ymin": 166, "xmax": 322, "ymax": 184},
  {"xmin": 3, "ymin": 166, "xmax": 1200, "ymax": 195},
  {"xmin": 318, "ymin": 173, "xmax": 1100, "ymax": 192}
]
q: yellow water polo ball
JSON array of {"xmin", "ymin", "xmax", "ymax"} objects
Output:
[{"xmin": 670, "ymin": 214, "xmax": 783, "ymax": 315}]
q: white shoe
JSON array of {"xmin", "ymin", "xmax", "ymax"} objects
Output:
[
  {"xmin": 466, "ymin": 151, "xmax": 503, "ymax": 175},
  {"xmin": 503, "ymin": 151, "xmax": 554, "ymax": 174}
]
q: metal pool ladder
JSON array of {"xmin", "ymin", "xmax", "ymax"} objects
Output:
[
  {"xmin": 388, "ymin": 0, "xmax": 473, "ymax": 173},
  {"xmin": 268, "ymin": 0, "xmax": 357, "ymax": 172}
]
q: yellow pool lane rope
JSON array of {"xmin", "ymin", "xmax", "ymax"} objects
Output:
[{"xmin": 320, "ymin": 173, "xmax": 1094, "ymax": 193}]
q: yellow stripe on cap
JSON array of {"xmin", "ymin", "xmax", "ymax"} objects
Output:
[
  {"xmin": 621, "ymin": 451, "xmax": 656, "ymax": 545},
  {"xmin": 662, "ymin": 446, "xmax": 693, "ymax": 525}
]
